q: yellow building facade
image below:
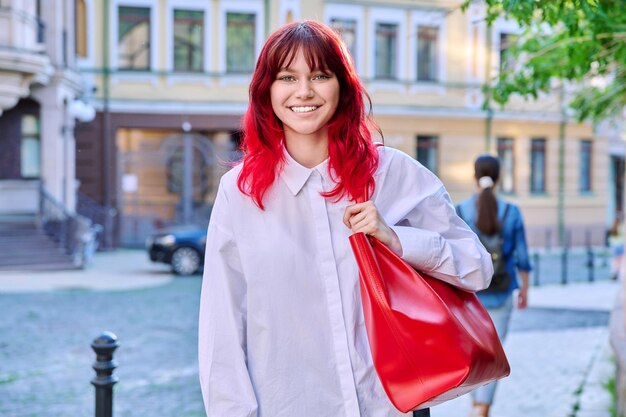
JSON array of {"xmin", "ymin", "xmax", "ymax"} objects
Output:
[{"xmin": 75, "ymin": 0, "xmax": 609, "ymax": 247}]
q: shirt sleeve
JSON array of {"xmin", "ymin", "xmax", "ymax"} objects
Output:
[
  {"xmin": 379, "ymin": 150, "xmax": 493, "ymax": 292},
  {"xmin": 512, "ymin": 206, "xmax": 532, "ymax": 272},
  {"xmin": 198, "ymin": 181, "xmax": 258, "ymax": 417}
]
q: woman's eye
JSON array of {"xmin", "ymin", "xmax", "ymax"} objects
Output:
[
  {"xmin": 278, "ymin": 75, "xmax": 296, "ymax": 82},
  {"xmin": 312, "ymin": 74, "xmax": 330, "ymax": 80}
]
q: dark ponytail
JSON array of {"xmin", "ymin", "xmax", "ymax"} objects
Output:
[{"xmin": 474, "ymin": 155, "xmax": 501, "ymax": 235}]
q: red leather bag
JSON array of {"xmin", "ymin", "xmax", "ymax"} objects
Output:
[{"xmin": 349, "ymin": 232, "xmax": 510, "ymax": 412}]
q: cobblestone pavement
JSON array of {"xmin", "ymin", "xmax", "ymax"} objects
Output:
[
  {"xmin": 0, "ymin": 278, "xmax": 204, "ymax": 417},
  {"xmin": 0, "ymin": 250, "xmax": 619, "ymax": 417},
  {"xmin": 433, "ymin": 281, "xmax": 617, "ymax": 417}
]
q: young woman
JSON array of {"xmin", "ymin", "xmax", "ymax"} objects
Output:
[
  {"xmin": 198, "ymin": 21, "xmax": 493, "ymax": 417},
  {"xmin": 456, "ymin": 155, "xmax": 531, "ymax": 417}
]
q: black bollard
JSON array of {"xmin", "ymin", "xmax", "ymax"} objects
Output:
[
  {"xmin": 586, "ymin": 230, "xmax": 594, "ymax": 282},
  {"xmin": 561, "ymin": 248, "xmax": 568, "ymax": 284},
  {"xmin": 561, "ymin": 231, "xmax": 570, "ymax": 285},
  {"xmin": 533, "ymin": 252, "xmax": 540, "ymax": 286},
  {"xmin": 91, "ymin": 332, "xmax": 119, "ymax": 417}
]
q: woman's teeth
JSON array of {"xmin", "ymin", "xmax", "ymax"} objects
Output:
[{"xmin": 291, "ymin": 106, "xmax": 318, "ymax": 113}]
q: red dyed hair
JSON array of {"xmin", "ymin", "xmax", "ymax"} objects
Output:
[{"xmin": 237, "ymin": 20, "xmax": 380, "ymax": 209}]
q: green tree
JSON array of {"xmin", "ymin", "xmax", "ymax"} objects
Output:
[{"xmin": 463, "ymin": 0, "xmax": 626, "ymax": 123}]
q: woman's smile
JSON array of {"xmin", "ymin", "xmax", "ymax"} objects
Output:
[{"xmin": 290, "ymin": 106, "xmax": 319, "ymax": 113}]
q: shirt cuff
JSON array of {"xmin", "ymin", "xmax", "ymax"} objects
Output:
[{"xmin": 391, "ymin": 225, "xmax": 442, "ymax": 271}]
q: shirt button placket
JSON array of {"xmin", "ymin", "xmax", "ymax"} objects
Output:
[{"xmin": 307, "ymin": 171, "xmax": 360, "ymax": 416}]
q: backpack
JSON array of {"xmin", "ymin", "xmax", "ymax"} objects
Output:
[{"xmin": 456, "ymin": 204, "xmax": 511, "ymax": 293}]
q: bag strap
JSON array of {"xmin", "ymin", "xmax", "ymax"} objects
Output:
[{"xmin": 498, "ymin": 204, "xmax": 510, "ymax": 237}]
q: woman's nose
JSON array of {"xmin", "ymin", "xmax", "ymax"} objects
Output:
[{"xmin": 295, "ymin": 79, "xmax": 314, "ymax": 98}]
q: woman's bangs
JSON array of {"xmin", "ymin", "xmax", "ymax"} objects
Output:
[
  {"xmin": 273, "ymin": 32, "xmax": 338, "ymax": 75},
  {"xmin": 301, "ymin": 37, "xmax": 335, "ymax": 73}
]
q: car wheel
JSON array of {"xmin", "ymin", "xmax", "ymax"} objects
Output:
[{"xmin": 171, "ymin": 247, "xmax": 201, "ymax": 275}]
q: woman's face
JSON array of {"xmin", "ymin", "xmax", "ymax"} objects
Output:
[{"xmin": 270, "ymin": 48, "xmax": 340, "ymax": 144}]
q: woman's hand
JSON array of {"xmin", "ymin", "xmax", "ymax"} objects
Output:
[
  {"xmin": 517, "ymin": 271, "xmax": 530, "ymax": 309},
  {"xmin": 343, "ymin": 201, "xmax": 402, "ymax": 256}
]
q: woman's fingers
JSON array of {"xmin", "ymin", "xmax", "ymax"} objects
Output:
[
  {"xmin": 344, "ymin": 201, "xmax": 383, "ymax": 235},
  {"xmin": 343, "ymin": 202, "xmax": 374, "ymax": 228},
  {"xmin": 344, "ymin": 201, "xmax": 402, "ymax": 256}
]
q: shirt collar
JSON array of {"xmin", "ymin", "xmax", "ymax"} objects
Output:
[{"xmin": 280, "ymin": 146, "xmax": 330, "ymax": 196}]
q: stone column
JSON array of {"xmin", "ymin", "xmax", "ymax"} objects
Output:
[{"xmin": 32, "ymin": 83, "xmax": 64, "ymax": 205}]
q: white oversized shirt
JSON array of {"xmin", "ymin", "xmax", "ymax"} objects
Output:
[{"xmin": 198, "ymin": 146, "xmax": 492, "ymax": 417}]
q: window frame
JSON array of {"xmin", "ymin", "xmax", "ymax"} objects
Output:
[
  {"xmin": 374, "ymin": 22, "xmax": 399, "ymax": 80},
  {"xmin": 367, "ymin": 8, "xmax": 406, "ymax": 83},
  {"xmin": 74, "ymin": 0, "xmax": 95, "ymax": 68},
  {"xmin": 166, "ymin": 0, "xmax": 211, "ymax": 74},
  {"xmin": 75, "ymin": 0, "xmax": 88, "ymax": 59},
  {"xmin": 218, "ymin": 0, "xmax": 264, "ymax": 77},
  {"xmin": 325, "ymin": 4, "xmax": 365, "ymax": 73},
  {"xmin": 329, "ymin": 18, "xmax": 358, "ymax": 69},
  {"xmin": 225, "ymin": 12, "xmax": 257, "ymax": 74},
  {"xmin": 499, "ymin": 32, "xmax": 518, "ymax": 73},
  {"xmin": 110, "ymin": 0, "xmax": 158, "ymax": 72},
  {"xmin": 496, "ymin": 137, "xmax": 515, "ymax": 194},
  {"xmin": 489, "ymin": 18, "xmax": 520, "ymax": 79},
  {"xmin": 20, "ymin": 114, "xmax": 41, "ymax": 179},
  {"xmin": 415, "ymin": 135, "xmax": 439, "ymax": 175},
  {"xmin": 410, "ymin": 10, "xmax": 446, "ymax": 86},
  {"xmin": 416, "ymin": 25, "xmax": 439, "ymax": 82},
  {"xmin": 530, "ymin": 138, "xmax": 547, "ymax": 194}
]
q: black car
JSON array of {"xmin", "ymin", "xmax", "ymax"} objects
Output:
[{"xmin": 146, "ymin": 226, "xmax": 207, "ymax": 275}]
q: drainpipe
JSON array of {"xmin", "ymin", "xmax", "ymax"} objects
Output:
[
  {"xmin": 264, "ymin": 0, "xmax": 270, "ymax": 37},
  {"xmin": 557, "ymin": 85, "xmax": 566, "ymax": 247},
  {"xmin": 484, "ymin": 21, "xmax": 493, "ymax": 152},
  {"xmin": 102, "ymin": 0, "xmax": 113, "ymax": 247}
]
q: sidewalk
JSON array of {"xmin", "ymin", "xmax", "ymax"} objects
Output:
[
  {"xmin": 433, "ymin": 280, "xmax": 618, "ymax": 417},
  {"xmin": 0, "ymin": 250, "xmax": 619, "ymax": 417},
  {"xmin": 0, "ymin": 249, "xmax": 173, "ymax": 293}
]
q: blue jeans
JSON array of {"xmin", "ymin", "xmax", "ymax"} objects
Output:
[
  {"xmin": 471, "ymin": 295, "xmax": 514, "ymax": 404},
  {"xmin": 413, "ymin": 409, "xmax": 430, "ymax": 416}
]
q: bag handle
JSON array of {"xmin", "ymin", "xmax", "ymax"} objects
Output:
[{"xmin": 349, "ymin": 232, "xmax": 391, "ymax": 309}]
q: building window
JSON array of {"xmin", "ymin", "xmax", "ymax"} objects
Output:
[
  {"xmin": 497, "ymin": 137, "xmax": 515, "ymax": 193},
  {"xmin": 36, "ymin": 0, "xmax": 45, "ymax": 43},
  {"xmin": 580, "ymin": 140, "xmax": 592, "ymax": 192},
  {"xmin": 417, "ymin": 25, "xmax": 438, "ymax": 81},
  {"xmin": 375, "ymin": 23, "xmax": 397, "ymax": 79},
  {"xmin": 330, "ymin": 18, "xmax": 357, "ymax": 63},
  {"xmin": 21, "ymin": 115, "xmax": 41, "ymax": 178},
  {"xmin": 118, "ymin": 6, "xmax": 151, "ymax": 70},
  {"xmin": 416, "ymin": 135, "xmax": 438, "ymax": 174},
  {"xmin": 226, "ymin": 12, "xmax": 256, "ymax": 73},
  {"xmin": 173, "ymin": 9, "xmax": 204, "ymax": 72},
  {"xmin": 530, "ymin": 138, "xmax": 547, "ymax": 194},
  {"xmin": 499, "ymin": 33, "xmax": 517, "ymax": 72},
  {"xmin": 75, "ymin": 0, "xmax": 87, "ymax": 58}
]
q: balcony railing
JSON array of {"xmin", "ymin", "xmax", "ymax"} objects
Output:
[{"xmin": 0, "ymin": 4, "xmax": 45, "ymax": 51}]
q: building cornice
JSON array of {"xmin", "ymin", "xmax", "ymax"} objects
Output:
[{"xmin": 0, "ymin": 49, "xmax": 52, "ymax": 113}]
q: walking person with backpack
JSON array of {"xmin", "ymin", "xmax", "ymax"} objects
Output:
[{"xmin": 456, "ymin": 154, "xmax": 531, "ymax": 417}]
